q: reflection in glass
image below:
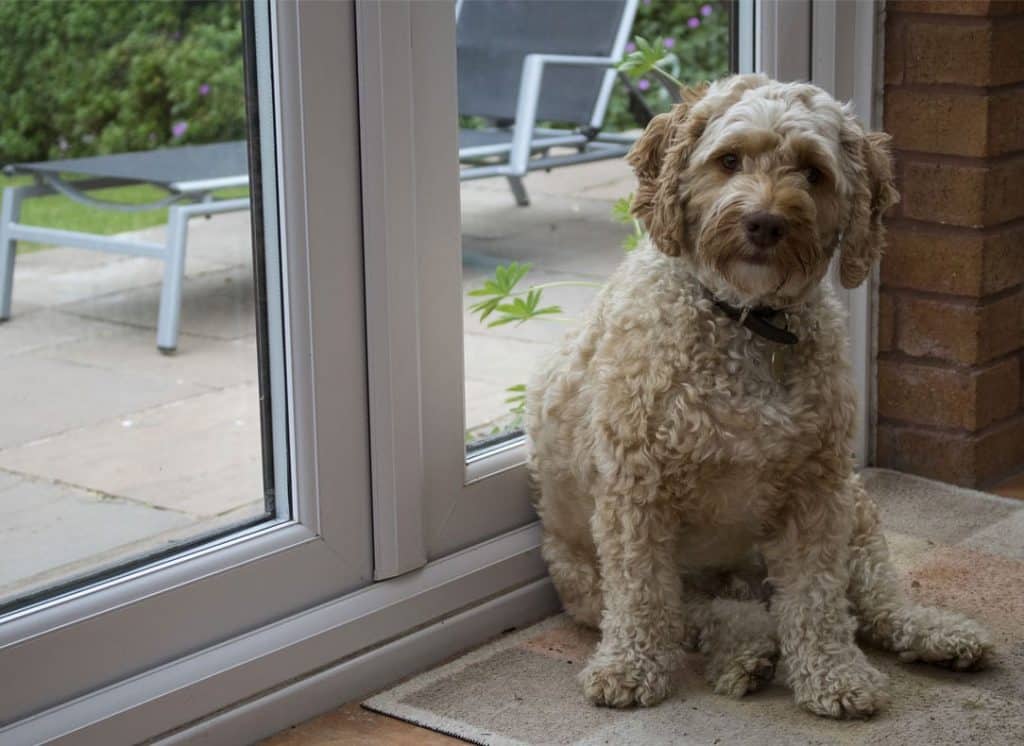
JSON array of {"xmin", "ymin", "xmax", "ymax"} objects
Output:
[
  {"xmin": 0, "ymin": 1, "xmax": 274, "ymax": 609},
  {"xmin": 460, "ymin": 0, "xmax": 734, "ymax": 452}
]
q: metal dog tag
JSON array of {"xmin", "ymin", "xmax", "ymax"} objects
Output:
[{"xmin": 771, "ymin": 348, "xmax": 787, "ymax": 382}]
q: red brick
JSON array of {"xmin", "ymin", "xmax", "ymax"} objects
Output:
[
  {"xmin": 991, "ymin": 17, "xmax": 1024, "ymax": 85},
  {"xmin": 881, "ymin": 222, "xmax": 1024, "ymax": 296},
  {"xmin": 899, "ymin": 156, "xmax": 1024, "ymax": 227},
  {"xmin": 886, "ymin": 87, "xmax": 1024, "ymax": 158},
  {"xmin": 903, "ymin": 19, "xmax": 993, "ymax": 86},
  {"xmin": 876, "ymin": 415, "xmax": 1024, "ymax": 487},
  {"xmin": 879, "ymin": 291, "xmax": 896, "ymax": 353},
  {"xmin": 976, "ymin": 356, "xmax": 1021, "ymax": 427},
  {"xmin": 885, "ymin": 14, "xmax": 907, "ymax": 86},
  {"xmin": 986, "ymin": 157, "xmax": 1024, "ymax": 224},
  {"xmin": 894, "ymin": 290, "xmax": 1023, "ymax": 364},
  {"xmin": 977, "ymin": 415, "xmax": 1024, "ymax": 485},
  {"xmin": 888, "ymin": 1, "xmax": 1024, "ymax": 16},
  {"xmin": 897, "ymin": 16, "xmax": 1024, "ymax": 86},
  {"xmin": 877, "ymin": 356, "xmax": 1019, "ymax": 429},
  {"xmin": 885, "ymin": 89, "xmax": 988, "ymax": 157},
  {"xmin": 899, "ymin": 159, "xmax": 985, "ymax": 225},
  {"xmin": 989, "ymin": 88, "xmax": 1024, "ymax": 157},
  {"xmin": 982, "ymin": 226, "xmax": 1024, "ymax": 294}
]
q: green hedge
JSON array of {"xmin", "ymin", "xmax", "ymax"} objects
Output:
[
  {"xmin": 0, "ymin": 0, "xmax": 244, "ymax": 165},
  {"xmin": 0, "ymin": 0, "xmax": 728, "ymax": 164}
]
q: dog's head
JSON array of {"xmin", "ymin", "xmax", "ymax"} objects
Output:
[{"xmin": 628, "ymin": 74, "xmax": 898, "ymax": 305}]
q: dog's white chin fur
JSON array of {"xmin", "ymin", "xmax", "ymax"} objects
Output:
[
  {"xmin": 727, "ymin": 259, "xmax": 785, "ymax": 298},
  {"xmin": 695, "ymin": 253, "xmax": 806, "ymax": 307}
]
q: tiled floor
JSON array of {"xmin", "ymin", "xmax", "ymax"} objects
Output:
[
  {"xmin": 260, "ymin": 704, "xmax": 461, "ymax": 746},
  {"xmin": 0, "ymin": 159, "xmax": 632, "ymax": 604},
  {"xmin": 992, "ymin": 471, "xmax": 1024, "ymax": 501}
]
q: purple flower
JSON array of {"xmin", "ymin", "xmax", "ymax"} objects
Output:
[
  {"xmin": 642, "ymin": 0, "xmax": 651, "ymax": 4},
  {"xmin": 663, "ymin": 37, "xmax": 675, "ymax": 49},
  {"xmin": 687, "ymin": 17, "xmax": 701, "ymax": 29},
  {"xmin": 198, "ymin": 83, "xmax": 211, "ymax": 96},
  {"xmin": 626, "ymin": 41, "xmax": 636, "ymax": 53},
  {"xmin": 701, "ymin": 4, "xmax": 714, "ymax": 16},
  {"xmin": 171, "ymin": 121, "xmax": 189, "ymax": 138},
  {"xmin": 637, "ymin": 78, "xmax": 651, "ymax": 91}
]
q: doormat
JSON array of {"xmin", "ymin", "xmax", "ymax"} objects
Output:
[{"xmin": 365, "ymin": 469, "xmax": 1024, "ymax": 745}]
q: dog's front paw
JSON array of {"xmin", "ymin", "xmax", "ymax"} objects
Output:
[
  {"xmin": 793, "ymin": 657, "xmax": 890, "ymax": 719},
  {"xmin": 893, "ymin": 608, "xmax": 992, "ymax": 671},
  {"xmin": 580, "ymin": 648, "xmax": 676, "ymax": 708}
]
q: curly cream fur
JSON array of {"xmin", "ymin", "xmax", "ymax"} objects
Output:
[{"xmin": 526, "ymin": 75, "xmax": 990, "ymax": 719}]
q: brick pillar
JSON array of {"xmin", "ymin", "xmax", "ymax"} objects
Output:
[{"xmin": 876, "ymin": 0, "xmax": 1024, "ymax": 487}]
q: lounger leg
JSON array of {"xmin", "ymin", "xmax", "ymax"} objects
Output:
[
  {"xmin": 0, "ymin": 186, "xmax": 25, "ymax": 321},
  {"xmin": 156, "ymin": 205, "xmax": 189, "ymax": 353},
  {"xmin": 506, "ymin": 175, "xmax": 530, "ymax": 207}
]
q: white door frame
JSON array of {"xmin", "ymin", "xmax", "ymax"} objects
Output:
[
  {"xmin": 756, "ymin": 0, "xmax": 879, "ymax": 466},
  {"xmin": 809, "ymin": 0, "xmax": 883, "ymax": 467}
]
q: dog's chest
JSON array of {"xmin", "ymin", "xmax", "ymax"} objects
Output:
[{"xmin": 673, "ymin": 338, "xmax": 830, "ymax": 459}]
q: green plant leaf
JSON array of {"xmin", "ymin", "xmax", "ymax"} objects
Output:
[
  {"xmin": 466, "ymin": 261, "xmax": 533, "ymax": 321},
  {"xmin": 612, "ymin": 194, "xmax": 634, "ymax": 225},
  {"xmin": 504, "ymin": 383, "xmax": 527, "ymax": 415},
  {"xmin": 488, "ymin": 288, "xmax": 562, "ymax": 327}
]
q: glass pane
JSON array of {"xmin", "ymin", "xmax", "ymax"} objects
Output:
[
  {"xmin": 0, "ymin": 1, "xmax": 280, "ymax": 609},
  {"xmin": 461, "ymin": 0, "xmax": 735, "ymax": 452}
]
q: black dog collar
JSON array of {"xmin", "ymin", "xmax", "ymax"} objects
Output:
[{"xmin": 703, "ymin": 289, "xmax": 799, "ymax": 346}]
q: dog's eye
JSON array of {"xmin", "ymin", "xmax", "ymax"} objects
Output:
[
  {"xmin": 720, "ymin": 153, "xmax": 740, "ymax": 173},
  {"xmin": 805, "ymin": 166, "xmax": 823, "ymax": 185}
]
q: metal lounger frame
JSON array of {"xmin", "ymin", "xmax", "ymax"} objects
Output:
[
  {"xmin": 0, "ymin": 173, "xmax": 248, "ymax": 352},
  {"xmin": 456, "ymin": 0, "xmax": 640, "ymax": 206}
]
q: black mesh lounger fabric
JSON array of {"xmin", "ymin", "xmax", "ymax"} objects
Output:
[{"xmin": 5, "ymin": 141, "xmax": 248, "ymax": 189}]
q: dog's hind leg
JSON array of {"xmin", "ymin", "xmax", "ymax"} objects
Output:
[
  {"xmin": 846, "ymin": 475, "xmax": 992, "ymax": 670},
  {"xmin": 542, "ymin": 531, "xmax": 603, "ymax": 629},
  {"xmin": 685, "ymin": 596, "xmax": 779, "ymax": 698}
]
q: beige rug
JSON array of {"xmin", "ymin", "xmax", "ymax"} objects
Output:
[{"xmin": 365, "ymin": 469, "xmax": 1024, "ymax": 745}]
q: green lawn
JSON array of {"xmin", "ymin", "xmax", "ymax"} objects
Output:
[{"xmin": 1, "ymin": 173, "xmax": 248, "ymax": 254}]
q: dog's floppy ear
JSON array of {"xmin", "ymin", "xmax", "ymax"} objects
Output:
[
  {"xmin": 838, "ymin": 128, "xmax": 899, "ymax": 289},
  {"xmin": 626, "ymin": 85, "xmax": 708, "ymax": 257}
]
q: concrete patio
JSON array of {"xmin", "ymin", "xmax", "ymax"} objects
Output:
[{"xmin": 0, "ymin": 158, "xmax": 634, "ymax": 604}]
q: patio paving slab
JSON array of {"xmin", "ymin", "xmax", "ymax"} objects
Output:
[
  {"xmin": 0, "ymin": 308, "xmax": 122, "ymax": 358},
  {"xmin": 65, "ymin": 264, "xmax": 257, "ymax": 341},
  {"xmin": 465, "ymin": 155, "xmax": 634, "ymax": 202},
  {"xmin": 41, "ymin": 326, "xmax": 258, "ymax": 390},
  {"xmin": 464, "ymin": 334, "xmax": 558, "ymax": 436},
  {"xmin": 0, "ymin": 384, "xmax": 264, "ymax": 518},
  {"xmin": 0, "ymin": 471, "xmax": 193, "ymax": 595},
  {"xmin": 0, "ymin": 353, "xmax": 209, "ymax": 449},
  {"xmin": 462, "ymin": 264, "xmax": 605, "ymax": 347},
  {"xmin": 0, "ymin": 161, "xmax": 633, "ymax": 600},
  {"xmin": 461, "ymin": 196, "xmax": 629, "ymax": 277},
  {"xmin": 10, "ymin": 246, "xmax": 226, "ymax": 309}
]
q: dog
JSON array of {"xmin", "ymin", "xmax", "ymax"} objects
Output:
[{"xmin": 525, "ymin": 74, "xmax": 991, "ymax": 719}]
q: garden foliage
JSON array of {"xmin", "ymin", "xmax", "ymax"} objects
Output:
[
  {"xmin": 0, "ymin": 0, "xmax": 244, "ymax": 164},
  {"xmin": 605, "ymin": 0, "xmax": 731, "ymax": 130}
]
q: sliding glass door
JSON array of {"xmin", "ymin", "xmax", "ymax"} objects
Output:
[
  {"xmin": 1, "ymin": 3, "xmax": 871, "ymax": 741},
  {"xmin": 0, "ymin": 1, "xmax": 372, "ymax": 728}
]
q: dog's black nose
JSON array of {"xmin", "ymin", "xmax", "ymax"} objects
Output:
[{"xmin": 743, "ymin": 212, "xmax": 788, "ymax": 249}]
